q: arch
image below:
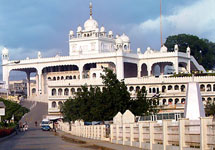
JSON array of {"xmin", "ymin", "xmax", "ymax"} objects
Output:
[
  {"xmin": 168, "ymin": 85, "xmax": 172, "ymax": 90},
  {"xmin": 213, "ymin": 84, "xmax": 215, "ymax": 91},
  {"xmin": 64, "ymin": 88, "xmax": 69, "ymax": 95},
  {"xmin": 77, "ymin": 88, "xmax": 82, "ymax": 92},
  {"xmin": 175, "ymin": 98, "xmax": 179, "ymax": 104},
  {"xmin": 66, "ymin": 76, "xmax": 70, "ymax": 80},
  {"xmin": 58, "ymin": 101, "xmax": 63, "ymax": 107},
  {"xmin": 174, "ymin": 85, "xmax": 179, "ymax": 90},
  {"xmin": 129, "ymin": 86, "xmax": 134, "ymax": 92},
  {"xmin": 207, "ymin": 97, "xmax": 212, "ymax": 101},
  {"xmin": 92, "ymin": 73, "xmax": 96, "ymax": 78},
  {"xmin": 152, "ymin": 88, "xmax": 156, "ymax": 93},
  {"xmin": 57, "ymin": 76, "xmax": 60, "ymax": 80},
  {"xmin": 207, "ymin": 84, "xmax": 212, "ymax": 91},
  {"xmin": 162, "ymin": 86, "xmax": 166, "ymax": 93},
  {"xmin": 149, "ymin": 88, "xmax": 152, "ymax": 93},
  {"xmin": 181, "ymin": 85, "xmax": 185, "ymax": 92},
  {"xmin": 71, "ymin": 88, "xmax": 75, "ymax": 94},
  {"xmin": 61, "ymin": 76, "xmax": 64, "ymax": 80},
  {"xmin": 178, "ymin": 62, "xmax": 188, "ymax": 73},
  {"xmin": 142, "ymin": 86, "xmax": 146, "ymax": 90},
  {"xmin": 168, "ymin": 99, "xmax": 173, "ymax": 105},
  {"xmin": 124, "ymin": 62, "xmax": 137, "ymax": 78},
  {"xmin": 162, "ymin": 99, "xmax": 166, "ymax": 105},
  {"xmin": 69, "ymin": 76, "xmax": 73, "ymax": 79},
  {"xmin": 48, "ymin": 77, "xmax": 51, "ymax": 80},
  {"xmin": 200, "ymin": 84, "xmax": 205, "ymax": 91},
  {"xmin": 181, "ymin": 98, "xmax": 185, "ymax": 104},
  {"xmin": 136, "ymin": 86, "xmax": 140, "ymax": 92},
  {"xmin": 53, "ymin": 77, "xmax": 56, "ymax": 80},
  {"xmin": 32, "ymin": 88, "xmax": 36, "ymax": 94},
  {"xmin": 151, "ymin": 63, "xmax": 160, "ymax": 77},
  {"xmin": 141, "ymin": 63, "xmax": 148, "ymax": 76},
  {"xmin": 58, "ymin": 88, "xmax": 63, "ymax": 95},
  {"xmin": 73, "ymin": 75, "xmax": 76, "ymax": 79},
  {"xmin": 202, "ymin": 97, "xmax": 205, "ymax": 101},
  {"xmin": 42, "ymin": 65, "xmax": 79, "ymax": 73},
  {"xmin": 52, "ymin": 101, "xmax": 56, "ymax": 108},
  {"xmin": 52, "ymin": 89, "xmax": 56, "ymax": 96}
]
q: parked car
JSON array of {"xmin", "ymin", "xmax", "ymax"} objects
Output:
[{"xmin": 40, "ymin": 119, "xmax": 51, "ymax": 131}]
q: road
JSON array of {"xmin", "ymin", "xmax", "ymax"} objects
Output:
[{"xmin": 0, "ymin": 100, "xmax": 111, "ymax": 150}]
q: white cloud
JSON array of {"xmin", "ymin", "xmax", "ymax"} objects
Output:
[{"xmin": 130, "ymin": 0, "xmax": 215, "ymax": 50}]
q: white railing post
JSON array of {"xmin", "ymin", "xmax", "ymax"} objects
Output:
[
  {"xmin": 130, "ymin": 124, "xmax": 134, "ymax": 146},
  {"xmin": 138, "ymin": 123, "xmax": 143, "ymax": 148},
  {"xmin": 200, "ymin": 117, "xmax": 212, "ymax": 150},
  {"xmin": 162, "ymin": 120, "xmax": 170, "ymax": 150},
  {"xmin": 122, "ymin": 124, "xmax": 126, "ymax": 145},
  {"xmin": 179, "ymin": 118, "xmax": 188, "ymax": 150},
  {"xmin": 149, "ymin": 121, "xmax": 155, "ymax": 150},
  {"xmin": 110, "ymin": 125, "xmax": 114, "ymax": 142},
  {"xmin": 116, "ymin": 124, "xmax": 119, "ymax": 144}
]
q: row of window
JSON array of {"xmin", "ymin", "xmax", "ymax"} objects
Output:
[{"xmin": 47, "ymin": 73, "xmax": 98, "ymax": 81}]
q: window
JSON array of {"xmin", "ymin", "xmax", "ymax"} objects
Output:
[
  {"xmin": 64, "ymin": 88, "xmax": 69, "ymax": 95},
  {"xmin": 52, "ymin": 101, "xmax": 56, "ymax": 108},
  {"xmin": 52, "ymin": 89, "xmax": 56, "ymax": 96},
  {"xmin": 58, "ymin": 89, "xmax": 62, "ymax": 95}
]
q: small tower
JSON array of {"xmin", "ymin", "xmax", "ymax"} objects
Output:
[
  {"xmin": 186, "ymin": 46, "xmax": 191, "ymax": 57},
  {"xmin": 2, "ymin": 47, "xmax": 9, "ymax": 64},
  {"xmin": 174, "ymin": 44, "xmax": 179, "ymax": 52}
]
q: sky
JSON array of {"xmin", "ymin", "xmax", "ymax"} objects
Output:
[{"xmin": 0, "ymin": 0, "xmax": 215, "ymax": 80}]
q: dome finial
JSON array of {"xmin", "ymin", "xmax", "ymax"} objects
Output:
[{"xmin": 89, "ymin": 2, "xmax": 93, "ymax": 19}]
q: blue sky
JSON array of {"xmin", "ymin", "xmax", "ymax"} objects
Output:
[{"xmin": 0, "ymin": 0, "xmax": 215, "ymax": 80}]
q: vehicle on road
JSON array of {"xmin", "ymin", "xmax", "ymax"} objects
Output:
[{"xmin": 40, "ymin": 119, "xmax": 51, "ymax": 131}]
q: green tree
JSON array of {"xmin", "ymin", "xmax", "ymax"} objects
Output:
[
  {"xmin": 205, "ymin": 100, "xmax": 215, "ymax": 117},
  {"xmin": 130, "ymin": 87, "xmax": 158, "ymax": 116},
  {"xmin": 165, "ymin": 34, "xmax": 215, "ymax": 70}
]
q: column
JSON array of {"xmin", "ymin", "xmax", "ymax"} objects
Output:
[
  {"xmin": 137, "ymin": 64, "xmax": 141, "ymax": 78},
  {"xmin": 187, "ymin": 60, "xmax": 191, "ymax": 73},
  {"xmin": 79, "ymin": 66, "xmax": 83, "ymax": 80},
  {"xmin": 174, "ymin": 60, "xmax": 179, "ymax": 74},
  {"xmin": 37, "ymin": 68, "xmax": 42, "ymax": 95},
  {"xmin": 147, "ymin": 64, "xmax": 152, "ymax": 76},
  {"xmin": 116, "ymin": 56, "xmax": 124, "ymax": 80},
  {"xmin": 26, "ymin": 71, "xmax": 31, "ymax": 98},
  {"xmin": 2, "ymin": 67, "xmax": 10, "ymax": 97}
]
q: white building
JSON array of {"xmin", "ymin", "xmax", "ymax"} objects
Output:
[{"xmin": 1, "ymin": 3, "xmax": 214, "ymax": 115}]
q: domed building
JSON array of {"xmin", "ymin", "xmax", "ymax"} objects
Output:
[{"xmin": 1, "ymin": 3, "xmax": 214, "ymax": 116}]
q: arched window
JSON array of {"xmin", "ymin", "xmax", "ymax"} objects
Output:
[
  {"xmin": 66, "ymin": 76, "xmax": 70, "ymax": 80},
  {"xmin": 52, "ymin": 101, "xmax": 56, "ymax": 108},
  {"xmin": 136, "ymin": 86, "xmax": 140, "ymax": 92},
  {"xmin": 58, "ymin": 101, "xmax": 63, "ymax": 107},
  {"xmin": 58, "ymin": 88, "xmax": 63, "ymax": 95},
  {"xmin": 69, "ymin": 76, "xmax": 73, "ymax": 79},
  {"xmin": 73, "ymin": 75, "xmax": 76, "ymax": 79},
  {"xmin": 57, "ymin": 76, "xmax": 60, "ymax": 80},
  {"xmin": 162, "ymin": 99, "xmax": 166, "ymax": 105},
  {"xmin": 156, "ymin": 88, "xmax": 159, "ymax": 94},
  {"xmin": 52, "ymin": 89, "xmax": 56, "ymax": 96},
  {"xmin": 168, "ymin": 99, "xmax": 173, "ymax": 104},
  {"xmin": 61, "ymin": 76, "xmax": 64, "ymax": 80},
  {"xmin": 174, "ymin": 85, "xmax": 179, "ymax": 90},
  {"xmin": 153, "ymin": 88, "xmax": 156, "ymax": 93},
  {"xmin": 48, "ymin": 77, "xmax": 51, "ymax": 80},
  {"xmin": 149, "ymin": 88, "xmax": 152, "ymax": 93},
  {"xmin": 175, "ymin": 98, "xmax": 179, "ymax": 104},
  {"xmin": 32, "ymin": 88, "xmax": 36, "ymax": 94},
  {"xmin": 181, "ymin": 98, "xmax": 185, "ymax": 104},
  {"xmin": 181, "ymin": 85, "xmax": 185, "ymax": 92},
  {"xmin": 129, "ymin": 86, "xmax": 134, "ymax": 92},
  {"xmin": 207, "ymin": 84, "xmax": 211, "ymax": 91},
  {"xmin": 162, "ymin": 86, "xmax": 166, "ymax": 93},
  {"xmin": 64, "ymin": 88, "xmax": 69, "ymax": 95},
  {"xmin": 202, "ymin": 97, "xmax": 205, "ymax": 101},
  {"xmin": 142, "ymin": 86, "xmax": 146, "ymax": 90},
  {"xmin": 213, "ymin": 84, "xmax": 215, "ymax": 91},
  {"xmin": 207, "ymin": 97, "xmax": 212, "ymax": 101},
  {"xmin": 168, "ymin": 85, "xmax": 172, "ymax": 90},
  {"xmin": 71, "ymin": 88, "xmax": 75, "ymax": 94},
  {"xmin": 53, "ymin": 77, "xmax": 56, "ymax": 80},
  {"xmin": 200, "ymin": 84, "xmax": 205, "ymax": 91},
  {"xmin": 92, "ymin": 73, "xmax": 96, "ymax": 78},
  {"xmin": 77, "ymin": 88, "xmax": 82, "ymax": 92}
]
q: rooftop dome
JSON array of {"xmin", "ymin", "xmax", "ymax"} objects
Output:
[
  {"xmin": 160, "ymin": 45, "xmax": 168, "ymax": 52},
  {"xmin": 2, "ymin": 47, "xmax": 8, "ymax": 55},
  {"xmin": 120, "ymin": 33, "xmax": 129, "ymax": 43},
  {"xmin": 84, "ymin": 18, "xmax": 98, "ymax": 31},
  {"xmin": 100, "ymin": 26, "xmax": 105, "ymax": 32},
  {"xmin": 116, "ymin": 37, "xmax": 123, "ymax": 44},
  {"xmin": 77, "ymin": 26, "xmax": 82, "ymax": 32},
  {"xmin": 108, "ymin": 30, "xmax": 113, "ymax": 35},
  {"xmin": 69, "ymin": 30, "xmax": 74, "ymax": 35}
]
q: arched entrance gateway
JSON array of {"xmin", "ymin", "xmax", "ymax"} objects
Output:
[{"xmin": 151, "ymin": 62, "xmax": 174, "ymax": 76}]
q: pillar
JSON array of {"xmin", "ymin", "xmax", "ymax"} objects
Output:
[
  {"xmin": 187, "ymin": 60, "xmax": 191, "ymax": 73},
  {"xmin": 149, "ymin": 122, "xmax": 155, "ymax": 150},
  {"xmin": 37, "ymin": 68, "xmax": 42, "ymax": 95},
  {"xmin": 147, "ymin": 64, "xmax": 152, "ymax": 76},
  {"xmin": 79, "ymin": 66, "xmax": 83, "ymax": 80},
  {"xmin": 116, "ymin": 56, "xmax": 124, "ymax": 80},
  {"xmin": 26, "ymin": 71, "xmax": 31, "ymax": 98},
  {"xmin": 137, "ymin": 65, "xmax": 141, "ymax": 77},
  {"xmin": 179, "ymin": 118, "xmax": 188, "ymax": 150},
  {"xmin": 174, "ymin": 61, "xmax": 179, "ymax": 74},
  {"xmin": 2, "ymin": 66, "xmax": 10, "ymax": 95}
]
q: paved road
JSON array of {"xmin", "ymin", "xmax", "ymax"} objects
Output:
[{"xmin": 0, "ymin": 100, "xmax": 114, "ymax": 150}]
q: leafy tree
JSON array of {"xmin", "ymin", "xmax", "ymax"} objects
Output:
[
  {"xmin": 130, "ymin": 87, "xmax": 158, "ymax": 116},
  {"xmin": 165, "ymin": 34, "xmax": 215, "ymax": 70},
  {"xmin": 61, "ymin": 68, "xmax": 157, "ymax": 122},
  {"xmin": 0, "ymin": 98, "xmax": 29, "ymax": 123},
  {"xmin": 205, "ymin": 100, "xmax": 215, "ymax": 117}
]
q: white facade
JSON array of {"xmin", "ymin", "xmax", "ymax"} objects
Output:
[{"xmin": 1, "ymin": 3, "xmax": 214, "ymax": 114}]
